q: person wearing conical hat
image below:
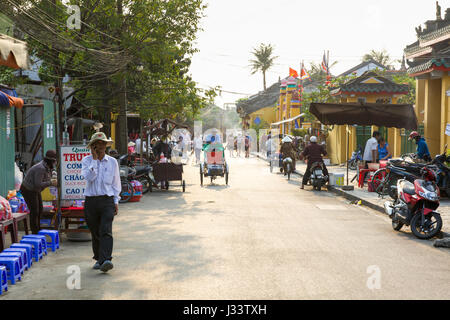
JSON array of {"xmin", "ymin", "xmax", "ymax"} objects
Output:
[
  {"xmin": 81, "ymin": 132, "xmax": 120, "ymax": 273},
  {"xmin": 20, "ymin": 149, "xmax": 58, "ymax": 234}
]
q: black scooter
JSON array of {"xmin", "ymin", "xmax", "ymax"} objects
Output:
[
  {"xmin": 431, "ymin": 145, "xmax": 450, "ymax": 197},
  {"xmin": 117, "ymin": 154, "xmax": 155, "ymax": 194}
]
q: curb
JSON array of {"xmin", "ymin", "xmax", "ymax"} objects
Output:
[{"xmin": 254, "ymin": 153, "xmax": 450, "ymax": 238}]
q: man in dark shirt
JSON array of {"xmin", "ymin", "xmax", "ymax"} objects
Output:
[
  {"xmin": 299, "ymin": 136, "xmax": 328, "ymax": 189},
  {"xmin": 20, "ymin": 150, "xmax": 58, "ymax": 233}
]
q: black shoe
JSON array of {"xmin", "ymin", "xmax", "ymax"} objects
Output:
[
  {"xmin": 100, "ymin": 260, "xmax": 113, "ymax": 273},
  {"xmin": 93, "ymin": 261, "xmax": 101, "ymax": 270}
]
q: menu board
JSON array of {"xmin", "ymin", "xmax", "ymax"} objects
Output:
[{"xmin": 60, "ymin": 145, "xmax": 91, "ymax": 200}]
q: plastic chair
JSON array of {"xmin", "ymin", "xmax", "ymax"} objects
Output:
[
  {"xmin": 3, "ymin": 248, "xmax": 29, "ymax": 270},
  {"xmin": 0, "ymin": 265, "xmax": 7, "ymax": 294},
  {"xmin": 38, "ymin": 230, "xmax": 60, "ymax": 252},
  {"xmin": 0, "ymin": 257, "xmax": 21, "ymax": 284},
  {"xmin": 9, "ymin": 243, "xmax": 33, "ymax": 267},
  {"xmin": 23, "ymin": 235, "xmax": 48, "ymax": 255},
  {"xmin": 0, "ymin": 252, "xmax": 25, "ymax": 275},
  {"xmin": 20, "ymin": 238, "xmax": 43, "ymax": 262}
]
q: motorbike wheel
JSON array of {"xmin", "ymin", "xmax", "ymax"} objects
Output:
[
  {"xmin": 165, "ymin": 181, "xmax": 169, "ymax": 190},
  {"xmin": 349, "ymin": 160, "xmax": 357, "ymax": 170},
  {"xmin": 317, "ymin": 185, "xmax": 321, "ymax": 191},
  {"xmin": 287, "ymin": 164, "xmax": 291, "ymax": 180},
  {"xmin": 410, "ymin": 212, "xmax": 442, "ymax": 239},
  {"xmin": 138, "ymin": 176, "xmax": 151, "ymax": 194},
  {"xmin": 119, "ymin": 180, "xmax": 133, "ymax": 203},
  {"xmin": 392, "ymin": 218, "xmax": 404, "ymax": 231},
  {"xmin": 270, "ymin": 162, "xmax": 273, "ymax": 173}
]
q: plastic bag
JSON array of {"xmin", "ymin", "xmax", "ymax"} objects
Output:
[
  {"xmin": 14, "ymin": 162, "xmax": 23, "ymax": 191},
  {"xmin": 0, "ymin": 195, "xmax": 13, "ymax": 220}
]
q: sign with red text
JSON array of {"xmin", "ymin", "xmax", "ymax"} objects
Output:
[{"xmin": 60, "ymin": 146, "xmax": 91, "ymax": 200}]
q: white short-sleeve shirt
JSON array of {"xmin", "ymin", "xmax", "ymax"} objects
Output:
[{"xmin": 363, "ymin": 137, "xmax": 378, "ymax": 161}]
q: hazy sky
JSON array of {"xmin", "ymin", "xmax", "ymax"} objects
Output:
[{"xmin": 190, "ymin": 0, "xmax": 450, "ymax": 107}]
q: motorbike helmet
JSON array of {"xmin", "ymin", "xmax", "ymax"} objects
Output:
[
  {"xmin": 408, "ymin": 131, "xmax": 420, "ymax": 140},
  {"xmin": 310, "ymin": 136, "xmax": 317, "ymax": 143}
]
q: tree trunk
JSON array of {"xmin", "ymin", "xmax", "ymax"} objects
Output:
[{"xmin": 263, "ymin": 71, "xmax": 266, "ymax": 90}]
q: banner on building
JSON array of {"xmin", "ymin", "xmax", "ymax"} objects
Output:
[{"xmin": 60, "ymin": 145, "xmax": 91, "ymax": 200}]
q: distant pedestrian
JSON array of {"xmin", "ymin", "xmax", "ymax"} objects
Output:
[
  {"xmin": 363, "ymin": 131, "xmax": 380, "ymax": 167},
  {"xmin": 194, "ymin": 135, "xmax": 203, "ymax": 164},
  {"xmin": 377, "ymin": 137, "xmax": 392, "ymax": 161},
  {"xmin": 82, "ymin": 132, "xmax": 121, "ymax": 273}
]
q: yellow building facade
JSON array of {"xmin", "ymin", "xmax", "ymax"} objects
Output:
[
  {"xmin": 275, "ymin": 76, "xmax": 302, "ymax": 134},
  {"xmin": 404, "ymin": 7, "xmax": 450, "ymax": 156},
  {"xmin": 325, "ymin": 71, "xmax": 409, "ymax": 164}
]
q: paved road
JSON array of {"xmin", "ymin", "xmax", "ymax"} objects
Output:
[{"xmin": 2, "ymin": 155, "xmax": 449, "ymax": 299}]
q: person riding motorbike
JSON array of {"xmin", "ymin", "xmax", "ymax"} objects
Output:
[
  {"xmin": 409, "ymin": 131, "xmax": 431, "ymax": 162},
  {"xmin": 299, "ymin": 136, "xmax": 328, "ymax": 189},
  {"xmin": 280, "ymin": 136, "xmax": 297, "ymax": 173}
]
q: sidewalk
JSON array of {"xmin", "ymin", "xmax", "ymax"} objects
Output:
[{"xmin": 253, "ymin": 151, "xmax": 450, "ymax": 237}]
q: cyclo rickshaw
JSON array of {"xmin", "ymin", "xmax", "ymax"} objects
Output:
[{"xmin": 200, "ymin": 141, "xmax": 229, "ymax": 186}]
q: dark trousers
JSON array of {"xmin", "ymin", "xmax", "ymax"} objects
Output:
[
  {"xmin": 20, "ymin": 185, "xmax": 42, "ymax": 234},
  {"xmin": 84, "ymin": 196, "xmax": 115, "ymax": 264},
  {"xmin": 302, "ymin": 162, "xmax": 329, "ymax": 185}
]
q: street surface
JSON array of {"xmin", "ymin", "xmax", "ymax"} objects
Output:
[{"xmin": 1, "ymin": 155, "xmax": 449, "ymax": 299}]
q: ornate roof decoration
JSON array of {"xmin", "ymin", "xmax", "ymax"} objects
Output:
[{"xmin": 332, "ymin": 71, "xmax": 409, "ymax": 96}]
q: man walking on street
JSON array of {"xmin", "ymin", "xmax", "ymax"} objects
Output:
[
  {"xmin": 20, "ymin": 150, "xmax": 58, "ymax": 234},
  {"xmin": 82, "ymin": 132, "xmax": 121, "ymax": 273}
]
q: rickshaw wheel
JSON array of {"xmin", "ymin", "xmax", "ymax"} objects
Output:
[
  {"xmin": 165, "ymin": 181, "xmax": 169, "ymax": 190},
  {"xmin": 182, "ymin": 180, "xmax": 186, "ymax": 192},
  {"xmin": 200, "ymin": 167, "xmax": 203, "ymax": 186},
  {"xmin": 225, "ymin": 172, "xmax": 229, "ymax": 185},
  {"xmin": 210, "ymin": 176, "xmax": 213, "ymax": 184}
]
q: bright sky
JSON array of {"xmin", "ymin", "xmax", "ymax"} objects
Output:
[{"xmin": 190, "ymin": 0, "xmax": 450, "ymax": 107}]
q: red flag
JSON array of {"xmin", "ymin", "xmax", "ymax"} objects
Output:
[
  {"xmin": 300, "ymin": 68, "xmax": 310, "ymax": 80},
  {"xmin": 289, "ymin": 67, "xmax": 299, "ymax": 78}
]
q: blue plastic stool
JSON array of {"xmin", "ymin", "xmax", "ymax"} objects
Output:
[
  {"xmin": 3, "ymin": 248, "xmax": 29, "ymax": 270},
  {"xmin": 23, "ymin": 235, "xmax": 48, "ymax": 255},
  {"xmin": 0, "ymin": 257, "xmax": 21, "ymax": 284},
  {"xmin": 0, "ymin": 265, "xmax": 7, "ymax": 294},
  {"xmin": 20, "ymin": 238, "xmax": 43, "ymax": 262},
  {"xmin": 0, "ymin": 253, "xmax": 25, "ymax": 275},
  {"xmin": 38, "ymin": 230, "xmax": 60, "ymax": 252},
  {"xmin": 9, "ymin": 244, "xmax": 33, "ymax": 267}
]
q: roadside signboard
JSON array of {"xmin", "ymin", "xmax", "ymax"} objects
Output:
[{"xmin": 60, "ymin": 145, "xmax": 91, "ymax": 200}]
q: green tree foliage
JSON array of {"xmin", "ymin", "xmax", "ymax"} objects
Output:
[
  {"xmin": 362, "ymin": 49, "xmax": 393, "ymax": 69},
  {"xmin": 249, "ymin": 43, "xmax": 278, "ymax": 91},
  {"xmin": 1, "ymin": 0, "xmax": 216, "ymax": 123},
  {"xmin": 307, "ymin": 61, "xmax": 338, "ymax": 82}
]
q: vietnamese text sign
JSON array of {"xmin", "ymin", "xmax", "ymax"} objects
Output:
[
  {"xmin": 60, "ymin": 146, "xmax": 91, "ymax": 200},
  {"xmin": 446, "ymin": 124, "xmax": 450, "ymax": 137}
]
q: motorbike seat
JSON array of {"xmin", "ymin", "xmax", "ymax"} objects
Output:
[
  {"xmin": 399, "ymin": 180, "xmax": 416, "ymax": 195},
  {"xmin": 135, "ymin": 165, "xmax": 151, "ymax": 175}
]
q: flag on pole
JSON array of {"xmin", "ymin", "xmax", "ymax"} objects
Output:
[
  {"xmin": 289, "ymin": 67, "xmax": 299, "ymax": 78},
  {"xmin": 321, "ymin": 51, "xmax": 329, "ymax": 74},
  {"xmin": 300, "ymin": 67, "xmax": 310, "ymax": 80}
]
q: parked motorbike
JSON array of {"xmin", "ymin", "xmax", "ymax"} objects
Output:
[
  {"xmin": 431, "ymin": 145, "xmax": 450, "ymax": 197},
  {"xmin": 282, "ymin": 157, "xmax": 293, "ymax": 180},
  {"xmin": 383, "ymin": 166, "xmax": 443, "ymax": 239},
  {"xmin": 117, "ymin": 154, "xmax": 154, "ymax": 194},
  {"xmin": 348, "ymin": 146, "xmax": 363, "ymax": 170},
  {"xmin": 308, "ymin": 161, "xmax": 327, "ymax": 191}
]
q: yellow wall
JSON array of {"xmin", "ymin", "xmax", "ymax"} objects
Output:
[
  {"xmin": 441, "ymin": 76, "xmax": 450, "ymax": 154},
  {"xmin": 424, "ymin": 78, "xmax": 442, "ymax": 156},
  {"xmin": 249, "ymin": 105, "xmax": 277, "ymax": 127}
]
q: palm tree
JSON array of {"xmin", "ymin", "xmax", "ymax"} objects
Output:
[
  {"xmin": 362, "ymin": 49, "xmax": 393, "ymax": 68},
  {"xmin": 249, "ymin": 43, "xmax": 278, "ymax": 90}
]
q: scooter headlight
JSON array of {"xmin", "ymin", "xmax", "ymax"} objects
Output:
[{"xmin": 419, "ymin": 191, "xmax": 439, "ymax": 201}]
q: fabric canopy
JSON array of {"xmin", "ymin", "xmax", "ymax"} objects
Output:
[
  {"xmin": 271, "ymin": 113, "xmax": 306, "ymax": 127},
  {"xmin": 0, "ymin": 34, "xmax": 29, "ymax": 69},
  {"xmin": 309, "ymin": 102, "xmax": 417, "ymax": 130}
]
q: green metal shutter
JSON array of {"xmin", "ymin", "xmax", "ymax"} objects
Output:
[{"xmin": 0, "ymin": 106, "xmax": 15, "ymax": 196}]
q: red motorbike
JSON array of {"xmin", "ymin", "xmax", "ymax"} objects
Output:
[{"xmin": 383, "ymin": 166, "xmax": 443, "ymax": 239}]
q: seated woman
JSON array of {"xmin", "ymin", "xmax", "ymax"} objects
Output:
[{"xmin": 377, "ymin": 137, "xmax": 392, "ymax": 161}]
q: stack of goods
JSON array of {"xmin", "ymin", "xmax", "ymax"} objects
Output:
[{"xmin": 6, "ymin": 190, "xmax": 28, "ymax": 214}]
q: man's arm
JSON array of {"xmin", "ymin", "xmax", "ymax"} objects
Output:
[
  {"xmin": 81, "ymin": 156, "xmax": 97, "ymax": 182},
  {"xmin": 111, "ymin": 159, "xmax": 122, "ymax": 207},
  {"xmin": 35, "ymin": 167, "xmax": 52, "ymax": 191}
]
